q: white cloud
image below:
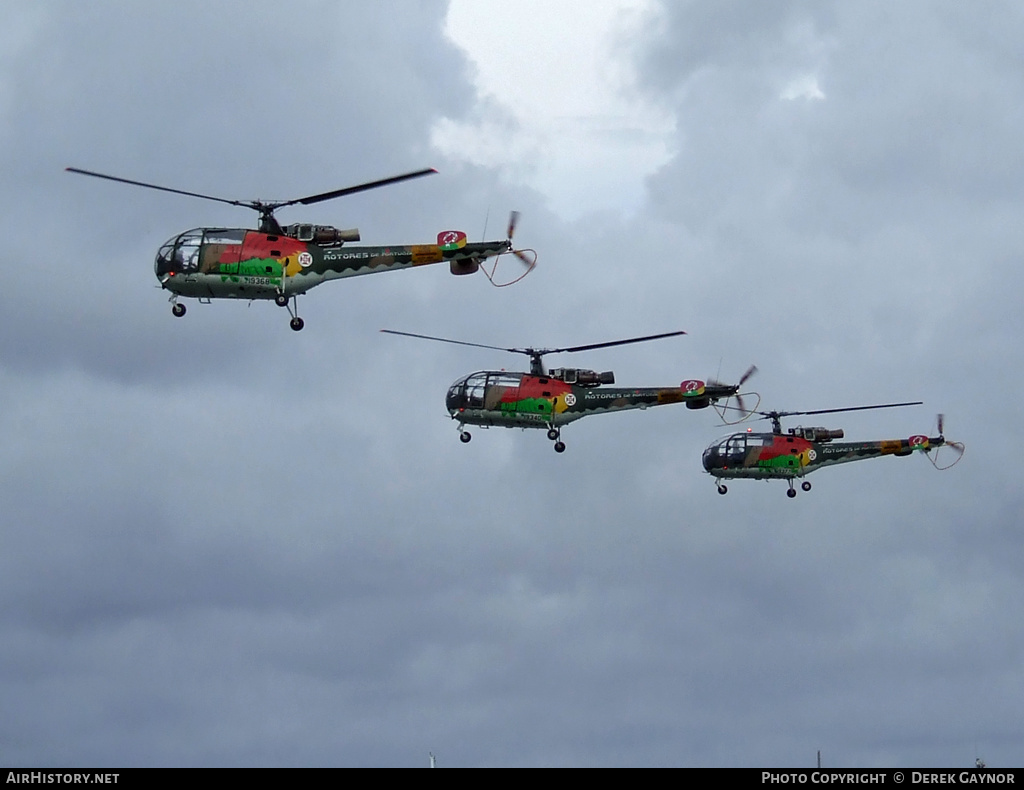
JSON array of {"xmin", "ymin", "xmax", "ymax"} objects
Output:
[
  {"xmin": 431, "ymin": 0, "xmax": 675, "ymax": 219},
  {"xmin": 780, "ymin": 73, "xmax": 826, "ymax": 101}
]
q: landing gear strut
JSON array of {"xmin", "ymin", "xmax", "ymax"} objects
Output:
[
  {"xmin": 546, "ymin": 425, "xmax": 565, "ymax": 453},
  {"xmin": 278, "ymin": 291, "xmax": 304, "ymax": 330},
  {"xmin": 168, "ymin": 293, "xmax": 187, "ymax": 317},
  {"xmin": 786, "ymin": 480, "xmax": 797, "ymax": 498}
]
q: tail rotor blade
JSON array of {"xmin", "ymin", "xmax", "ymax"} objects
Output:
[
  {"xmin": 513, "ymin": 249, "xmax": 537, "ymax": 271},
  {"xmin": 930, "ymin": 438, "xmax": 965, "ymax": 470},
  {"xmin": 507, "ymin": 210, "xmax": 520, "ymax": 240}
]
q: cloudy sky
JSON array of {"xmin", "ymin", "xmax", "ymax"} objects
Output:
[{"xmin": 1, "ymin": 0, "xmax": 1021, "ymax": 768}]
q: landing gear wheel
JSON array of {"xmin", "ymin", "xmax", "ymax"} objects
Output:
[
  {"xmin": 801, "ymin": 481, "xmax": 812, "ymax": 492},
  {"xmin": 553, "ymin": 441, "xmax": 566, "ymax": 453},
  {"xmin": 717, "ymin": 485, "xmax": 728, "ymax": 495},
  {"xmin": 547, "ymin": 429, "xmax": 559, "ymax": 441},
  {"xmin": 787, "ymin": 488, "xmax": 797, "ymax": 498},
  {"xmin": 275, "ymin": 294, "xmax": 289, "ymax": 307},
  {"xmin": 459, "ymin": 431, "xmax": 472, "ymax": 444},
  {"xmin": 290, "ymin": 316, "xmax": 304, "ymax": 331},
  {"xmin": 171, "ymin": 303, "xmax": 186, "ymax": 317}
]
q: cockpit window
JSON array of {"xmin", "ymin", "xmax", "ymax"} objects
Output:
[
  {"xmin": 155, "ymin": 229, "xmax": 204, "ymax": 276},
  {"xmin": 465, "ymin": 373, "xmax": 487, "ymax": 408},
  {"xmin": 203, "ymin": 229, "xmax": 245, "ymax": 245},
  {"xmin": 487, "ymin": 373, "xmax": 520, "ymax": 389},
  {"xmin": 724, "ymin": 435, "xmax": 747, "ymax": 462},
  {"xmin": 156, "ymin": 242, "xmax": 176, "ymax": 270},
  {"xmin": 176, "ymin": 229, "xmax": 203, "ymax": 271}
]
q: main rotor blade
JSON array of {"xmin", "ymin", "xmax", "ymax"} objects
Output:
[
  {"xmin": 764, "ymin": 401, "xmax": 924, "ymax": 419},
  {"xmin": 66, "ymin": 167, "xmax": 248, "ymax": 209},
  {"xmin": 294, "ymin": 168, "xmax": 438, "ymax": 207},
  {"xmin": 68, "ymin": 165, "xmax": 438, "ymax": 215},
  {"xmin": 380, "ymin": 329, "xmax": 513, "ymax": 354},
  {"xmin": 383, "ymin": 329, "xmax": 687, "ymax": 362},
  {"xmin": 553, "ymin": 331, "xmax": 687, "ymax": 355}
]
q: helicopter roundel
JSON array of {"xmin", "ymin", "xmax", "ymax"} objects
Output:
[
  {"xmin": 563, "ymin": 393, "xmax": 577, "ymax": 407},
  {"xmin": 297, "ymin": 251, "xmax": 313, "ymax": 268},
  {"xmin": 681, "ymin": 380, "xmax": 706, "ymax": 396},
  {"xmin": 909, "ymin": 434, "xmax": 929, "ymax": 448},
  {"xmin": 437, "ymin": 230, "xmax": 467, "ymax": 251}
]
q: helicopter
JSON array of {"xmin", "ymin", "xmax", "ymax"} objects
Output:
[
  {"xmin": 381, "ymin": 329, "xmax": 757, "ymax": 452},
  {"xmin": 702, "ymin": 403, "xmax": 965, "ymax": 497},
  {"xmin": 66, "ymin": 167, "xmax": 535, "ymax": 330}
]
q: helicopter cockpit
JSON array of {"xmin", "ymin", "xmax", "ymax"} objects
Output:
[
  {"xmin": 446, "ymin": 373, "xmax": 488, "ymax": 412},
  {"xmin": 446, "ymin": 371, "xmax": 525, "ymax": 413},
  {"xmin": 702, "ymin": 433, "xmax": 767, "ymax": 471},
  {"xmin": 155, "ymin": 228, "xmax": 246, "ymax": 278}
]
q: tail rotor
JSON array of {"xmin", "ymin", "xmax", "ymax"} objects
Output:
[
  {"xmin": 929, "ymin": 413, "xmax": 965, "ymax": 470},
  {"xmin": 480, "ymin": 210, "xmax": 536, "ymax": 287},
  {"xmin": 711, "ymin": 364, "xmax": 760, "ymax": 424},
  {"xmin": 734, "ymin": 364, "xmax": 759, "ymax": 416}
]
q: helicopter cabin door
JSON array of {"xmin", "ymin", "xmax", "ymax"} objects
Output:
[
  {"xmin": 198, "ymin": 230, "xmax": 245, "ymax": 276},
  {"xmin": 483, "ymin": 373, "xmax": 521, "ymax": 416}
]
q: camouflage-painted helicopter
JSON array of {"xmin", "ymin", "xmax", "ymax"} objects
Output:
[
  {"xmin": 702, "ymin": 404, "xmax": 964, "ymax": 497},
  {"xmin": 66, "ymin": 167, "xmax": 535, "ymax": 330},
  {"xmin": 382, "ymin": 329, "xmax": 757, "ymax": 452}
]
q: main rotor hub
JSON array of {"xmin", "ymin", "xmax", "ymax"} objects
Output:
[{"xmin": 256, "ymin": 204, "xmax": 284, "ymax": 235}]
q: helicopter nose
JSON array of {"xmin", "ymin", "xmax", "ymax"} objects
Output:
[
  {"xmin": 155, "ymin": 229, "xmax": 203, "ymax": 279},
  {"xmin": 155, "ymin": 234, "xmax": 182, "ymax": 279},
  {"xmin": 156, "ymin": 242, "xmax": 172, "ymax": 277}
]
